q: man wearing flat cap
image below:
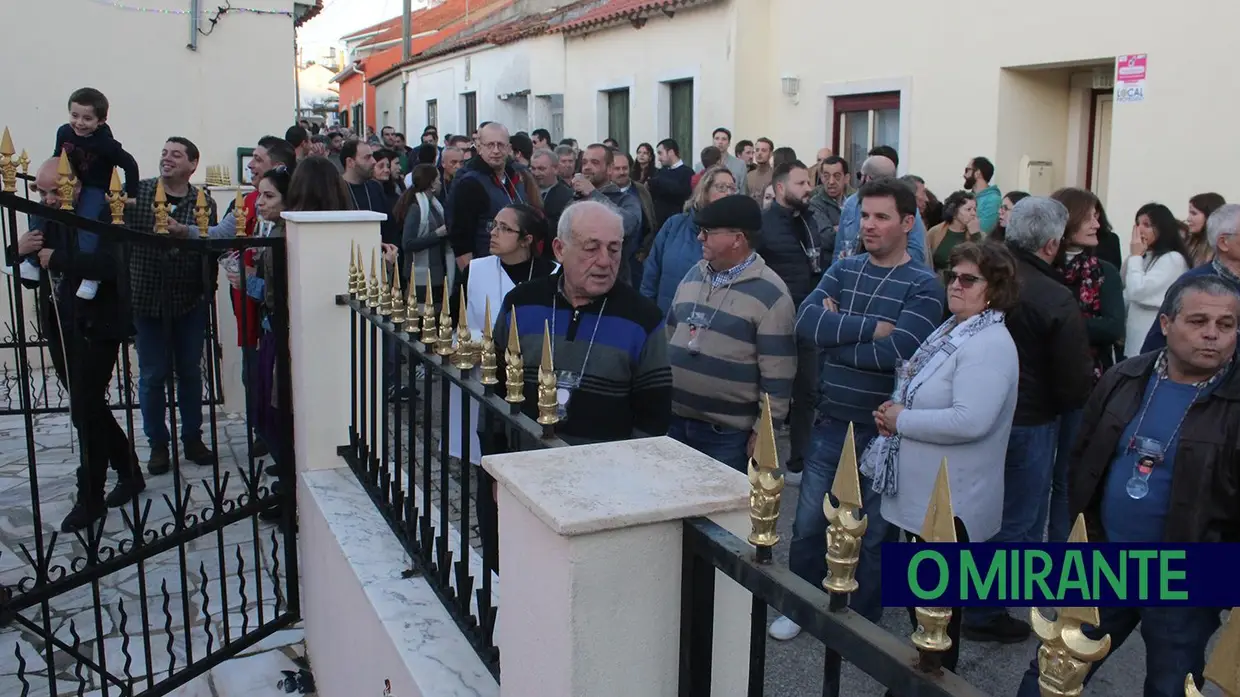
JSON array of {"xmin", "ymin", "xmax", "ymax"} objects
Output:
[{"xmin": 665, "ymin": 194, "xmax": 797, "ymax": 471}]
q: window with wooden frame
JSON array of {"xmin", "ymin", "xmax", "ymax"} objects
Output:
[{"xmin": 831, "ymin": 92, "xmax": 900, "ymax": 187}]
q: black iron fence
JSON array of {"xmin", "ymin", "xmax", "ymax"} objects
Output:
[
  {"xmin": 0, "ymin": 146, "xmax": 300, "ymax": 697},
  {"xmin": 338, "ymin": 261, "xmax": 566, "ymax": 681}
]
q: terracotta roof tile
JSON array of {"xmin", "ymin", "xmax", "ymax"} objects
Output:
[
  {"xmin": 551, "ymin": 0, "xmax": 711, "ymax": 33},
  {"xmin": 295, "ymin": 0, "xmax": 324, "ymax": 27}
]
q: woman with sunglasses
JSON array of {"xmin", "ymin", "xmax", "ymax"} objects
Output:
[{"xmin": 862, "ymin": 241, "xmax": 1022, "ymax": 671}]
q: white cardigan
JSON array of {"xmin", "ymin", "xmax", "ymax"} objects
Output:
[
  {"xmin": 1123, "ymin": 251, "xmax": 1188, "ymax": 356},
  {"xmin": 883, "ymin": 323, "xmax": 1019, "ymax": 542}
]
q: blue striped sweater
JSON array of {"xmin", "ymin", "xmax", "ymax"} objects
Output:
[{"xmin": 795, "ymin": 255, "xmax": 945, "ymax": 423}]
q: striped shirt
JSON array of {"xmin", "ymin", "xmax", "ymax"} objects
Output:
[
  {"xmin": 668, "ymin": 256, "xmax": 797, "ymax": 431},
  {"xmin": 494, "ymin": 274, "xmax": 672, "ymax": 444},
  {"xmin": 796, "ymin": 255, "xmax": 944, "ymax": 423}
]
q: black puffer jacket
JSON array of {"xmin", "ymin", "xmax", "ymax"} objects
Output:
[
  {"xmin": 756, "ymin": 202, "xmax": 826, "ymax": 306},
  {"xmin": 1071, "ymin": 350, "xmax": 1240, "ymax": 543},
  {"xmin": 1005, "ymin": 245, "xmax": 1093, "ymax": 425}
]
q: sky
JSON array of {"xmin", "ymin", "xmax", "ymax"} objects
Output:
[{"xmin": 298, "ymin": 0, "xmax": 429, "ymax": 58}]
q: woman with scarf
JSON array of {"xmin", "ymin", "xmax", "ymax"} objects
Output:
[
  {"xmin": 1046, "ymin": 187, "xmax": 1126, "ymax": 542},
  {"xmin": 862, "ymin": 241, "xmax": 1021, "ymax": 674},
  {"xmin": 396, "ymin": 164, "xmax": 454, "ymax": 307}
]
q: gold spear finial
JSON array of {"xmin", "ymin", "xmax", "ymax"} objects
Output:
[
  {"xmin": 454, "ymin": 285, "xmax": 475, "ymax": 369},
  {"xmin": 435, "ymin": 274, "xmax": 455, "ymax": 356},
  {"xmin": 194, "ymin": 188, "xmax": 210, "ymax": 238},
  {"xmin": 420, "ymin": 266, "xmax": 438, "ymax": 346},
  {"xmin": 911, "ymin": 458, "xmax": 957, "ymax": 670},
  {"xmin": 56, "ymin": 151, "xmax": 77, "ymax": 211},
  {"xmin": 378, "ymin": 255, "xmax": 392, "ymax": 316},
  {"xmin": 1187, "ymin": 608, "xmax": 1240, "ymax": 697},
  {"xmin": 479, "ymin": 296, "xmax": 499, "ymax": 385},
  {"xmin": 504, "ymin": 308, "xmax": 524, "ymax": 404},
  {"xmin": 536, "ymin": 320, "xmax": 558, "ymax": 426},
  {"xmin": 234, "ymin": 189, "xmax": 248, "ymax": 237},
  {"xmin": 0, "ymin": 128, "xmax": 16, "ymax": 192},
  {"xmin": 367, "ymin": 248, "xmax": 380, "ymax": 309},
  {"xmin": 747, "ymin": 394, "xmax": 783, "ymax": 557},
  {"xmin": 390, "ymin": 269, "xmax": 406, "ymax": 331},
  {"xmin": 152, "ymin": 179, "xmax": 170, "ymax": 233},
  {"xmin": 356, "ymin": 245, "xmax": 369, "ymax": 300},
  {"xmin": 347, "ymin": 242, "xmax": 358, "ymax": 296},
  {"xmin": 1033, "ymin": 514, "xmax": 1112, "ymax": 697},
  {"xmin": 17, "ymin": 150, "xmax": 30, "ymax": 175},
  {"xmin": 107, "ymin": 168, "xmax": 126, "ymax": 224},
  {"xmin": 824, "ymin": 422, "xmax": 869, "ymax": 595}
]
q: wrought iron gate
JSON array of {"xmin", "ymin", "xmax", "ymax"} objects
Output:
[{"xmin": 0, "ymin": 139, "xmax": 299, "ymax": 697}]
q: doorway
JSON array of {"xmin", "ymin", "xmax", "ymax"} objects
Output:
[{"xmin": 1086, "ymin": 89, "xmax": 1113, "ymax": 200}]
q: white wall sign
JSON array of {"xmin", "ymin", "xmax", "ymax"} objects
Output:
[{"xmin": 1115, "ymin": 54, "xmax": 1147, "ymax": 104}]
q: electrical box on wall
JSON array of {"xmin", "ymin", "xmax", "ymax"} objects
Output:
[
  {"xmin": 464, "ymin": 56, "xmax": 471, "ymax": 82},
  {"xmin": 1019, "ymin": 156, "xmax": 1054, "ymax": 196}
]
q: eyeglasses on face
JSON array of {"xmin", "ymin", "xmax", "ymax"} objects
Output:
[
  {"xmin": 486, "ymin": 219, "xmax": 520, "ymax": 235},
  {"xmin": 944, "ymin": 270, "xmax": 984, "ymax": 288},
  {"xmin": 710, "ymin": 182, "xmax": 738, "ymax": 194},
  {"xmin": 479, "ymin": 141, "xmax": 509, "ymax": 152}
]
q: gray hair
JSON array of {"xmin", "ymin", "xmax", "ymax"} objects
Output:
[
  {"xmin": 556, "ymin": 199, "xmax": 623, "ymax": 246},
  {"xmin": 1207, "ymin": 203, "xmax": 1240, "ymax": 249},
  {"xmin": 900, "ymin": 174, "xmax": 925, "ymax": 186},
  {"xmin": 554, "ymin": 144, "xmax": 576, "ymax": 159},
  {"xmin": 1005, "ymin": 197, "xmax": 1069, "ymax": 254},
  {"xmin": 860, "ymin": 155, "xmax": 896, "ymax": 180},
  {"xmin": 1163, "ymin": 274, "xmax": 1240, "ymax": 319},
  {"xmin": 441, "ymin": 145, "xmax": 463, "ymax": 157},
  {"xmin": 531, "ymin": 148, "xmax": 557, "ymax": 166}
]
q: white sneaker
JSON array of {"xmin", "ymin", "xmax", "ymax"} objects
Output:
[
  {"xmin": 19, "ymin": 260, "xmax": 40, "ymax": 282},
  {"xmin": 76, "ymin": 279, "xmax": 99, "ymax": 300},
  {"xmin": 768, "ymin": 615, "xmax": 801, "ymax": 641}
]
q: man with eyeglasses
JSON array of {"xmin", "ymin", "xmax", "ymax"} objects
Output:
[
  {"xmin": 755, "ymin": 161, "xmax": 828, "ymax": 481},
  {"xmin": 447, "ymin": 121, "xmax": 529, "ymax": 271}
]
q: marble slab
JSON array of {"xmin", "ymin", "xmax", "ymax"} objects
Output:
[
  {"xmin": 482, "ymin": 436, "xmax": 750, "ymax": 536},
  {"xmin": 302, "ymin": 468, "xmax": 498, "ymax": 697}
]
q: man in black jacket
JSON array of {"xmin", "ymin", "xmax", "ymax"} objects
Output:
[
  {"xmin": 1016, "ymin": 273, "xmax": 1240, "ymax": 697},
  {"xmin": 647, "ymin": 138, "xmax": 693, "ymax": 231},
  {"xmin": 964, "ymin": 196, "xmax": 1093, "ymax": 643},
  {"xmin": 13, "ymin": 158, "xmax": 141, "ymax": 532},
  {"xmin": 530, "ymin": 148, "xmax": 573, "ymax": 258},
  {"xmin": 756, "ymin": 161, "xmax": 824, "ymax": 475}
]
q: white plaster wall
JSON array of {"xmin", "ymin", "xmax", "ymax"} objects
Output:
[
  {"xmin": 0, "ymin": 0, "xmax": 295, "ymax": 187},
  {"xmin": 769, "ymin": 0, "xmax": 1240, "ymax": 243},
  {"xmin": 402, "ymin": 41, "xmax": 536, "ymax": 138},
  {"xmin": 562, "ymin": 2, "xmax": 734, "ymax": 155},
  {"xmin": 373, "ymin": 77, "xmax": 407, "ymax": 133}
]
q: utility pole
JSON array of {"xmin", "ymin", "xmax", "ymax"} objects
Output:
[{"xmin": 402, "ymin": 0, "xmax": 412, "ymax": 61}]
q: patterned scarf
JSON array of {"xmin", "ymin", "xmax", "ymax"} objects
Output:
[
  {"xmin": 860, "ymin": 308, "xmax": 1006, "ymax": 496},
  {"xmin": 1061, "ymin": 252, "xmax": 1106, "ymax": 381}
]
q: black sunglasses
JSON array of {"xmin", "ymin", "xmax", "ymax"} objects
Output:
[{"xmin": 944, "ymin": 271, "xmax": 984, "ymax": 288}]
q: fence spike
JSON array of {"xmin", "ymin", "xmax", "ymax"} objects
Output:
[
  {"xmin": 378, "ymin": 253, "xmax": 392, "ymax": 317},
  {"xmin": 479, "ymin": 296, "xmax": 499, "ymax": 385},
  {"xmin": 153, "ymin": 179, "xmax": 170, "ymax": 233},
  {"xmin": 107, "ymin": 168, "xmax": 126, "ymax": 224},
  {"xmin": 1188, "ymin": 607, "xmax": 1240, "ymax": 696},
  {"xmin": 194, "ymin": 188, "xmax": 210, "ymax": 238},
  {"xmin": 234, "ymin": 189, "xmax": 248, "ymax": 237},
  {"xmin": 536, "ymin": 320, "xmax": 558, "ymax": 426},
  {"xmin": 454, "ymin": 284, "xmax": 475, "ymax": 370},
  {"xmin": 420, "ymin": 265, "xmax": 438, "ymax": 346},
  {"xmin": 435, "ymin": 274, "xmax": 455, "ymax": 357},
  {"xmin": 504, "ymin": 308, "xmax": 524, "ymax": 404},
  {"xmin": 366, "ymin": 248, "xmax": 380, "ymax": 310},
  {"xmin": 390, "ymin": 269, "xmax": 406, "ymax": 331},
  {"xmin": 56, "ymin": 151, "xmax": 77, "ymax": 211},
  {"xmin": 910, "ymin": 458, "xmax": 957, "ymax": 668},
  {"xmin": 17, "ymin": 149, "xmax": 29, "ymax": 174},
  {"xmin": 1032, "ymin": 514, "xmax": 1112, "ymax": 696},
  {"xmin": 824, "ymin": 422, "xmax": 868, "ymax": 596},
  {"xmin": 0, "ymin": 127, "xmax": 16, "ymax": 192},
  {"xmin": 747, "ymin": 393, "xmax": 782, "ymax": 556}
]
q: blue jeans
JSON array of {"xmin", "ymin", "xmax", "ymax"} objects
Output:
[
  {"xmin": 1016, "ymin": 606, "xmax": 1221, "ymax": 697},
  {"xmin": 667, "ymin": 415, "xmax": 750, "ymax": 473},
  {"xmin": 966, "ymin": 420, "xmax": 1058, "ymax": 626},
  {"xmin": 788, "ymin": 415, "xmax": 894, "ymax": 623},
  {"xmin": 75, "ymin": 186, "xmax": 105, "ymax": 255},
  {"xmin": 1046, "ymin": 409, "xmax": 1083, "ymax": 543},
  {"xmin": 134, "ymin": 300, "xmax": 209, "ymax": 448}
]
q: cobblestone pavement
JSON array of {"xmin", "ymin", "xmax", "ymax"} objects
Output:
[
  {"xmin": 759, "ymin": 430, "xmax": 1226, "ymax": 697},
  {"xmin": 0, "ymin": 407, "xmax": 305, "ymax": 697}
]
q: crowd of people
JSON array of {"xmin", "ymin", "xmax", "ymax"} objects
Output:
[{"xmin": 9, "ymin": 86, "xmax": 1239, "ymax": 697}]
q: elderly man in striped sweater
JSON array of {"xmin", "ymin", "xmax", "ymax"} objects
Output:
[{"xmin": 666, "ymin": 194, "xmax": 798, "ymax": 471}]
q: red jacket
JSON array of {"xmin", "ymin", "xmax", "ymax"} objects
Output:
[{"xmin": 230, "ymin": 191, "xmax": 263, "ymax": 348}]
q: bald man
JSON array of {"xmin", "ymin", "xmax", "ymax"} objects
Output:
[
  {"xmin": 447, "ymin": 121, "xmax": 530, "ymax": 270},
  {"xmin": 9, "ymin": 159, "xmax": 142, "ymax": 532},
  {"xmin": 834, "ymin": 155, "xmax": 927, "ymax": 265}
]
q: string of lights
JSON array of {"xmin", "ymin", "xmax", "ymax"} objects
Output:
[{"xmin": 85, "ymin": 0, "xmax": 293, "ymax": 17}]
